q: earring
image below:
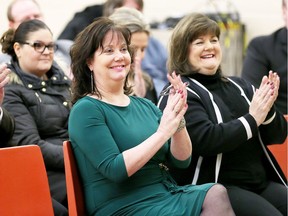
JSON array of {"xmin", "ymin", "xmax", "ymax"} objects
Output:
[{"xmin": 91, "ymin": 72, "xmax": 94, "ymax": 92}]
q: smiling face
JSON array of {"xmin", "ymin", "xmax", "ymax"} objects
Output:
[
  {"xmin": 188, "ymin": 33, "xmax": 222, "ymax": 75},
  {"xmin": 14, "ymin": 28, "xmax": 54, "ymax": 77},
  {"xmin": 87, "ymin": 30, "xmax": 131, "ymax": 89}
]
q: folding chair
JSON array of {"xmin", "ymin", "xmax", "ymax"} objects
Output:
[
  {"xmin": 63, "ymin": 140, "xmax": 86, "ymax": 216},
  {"xmin": 0, "ymin": 145, "xmax": 54, "ymax": 216},
  {"xmin": 268, "ymin": 115, "xmax": 288, "ymax": 177}
]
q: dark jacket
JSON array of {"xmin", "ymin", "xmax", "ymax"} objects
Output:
[
  {"xmin": 3, "ymin": 59, "xmax": 71, "ymax": 204},
  {"xmin": 241, "ymin": 27, "xmax": 287, "ymax": 114},
  {"xmin": 0, "ymin": 107, "xmax": 15, "ymax": 147},
  {"xmin": 158, "ymin": 74, "xmax": 287, "ymax": 189},
  {"xmin": 58, "ymin": 4, "xmax": 104, "ymax": 40}
]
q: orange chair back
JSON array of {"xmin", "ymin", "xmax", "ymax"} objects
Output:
[
  {"xmin": 63, "ymin": 140, "xmax": 86, "ymax": 216},
  {"xmin": 268, "ymin": 115, "xmax": 288, "ymax": 177},
  {"xmin": 0, "ymin": 145, "xmax": 54, "ymax": 216}
]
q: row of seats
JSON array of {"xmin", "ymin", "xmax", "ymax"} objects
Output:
[
  {"xmin": 0, "ymin": 141, "xmax": 84, "ymax": 216},
  {"xmin": 0, "ymin": 136, "xmax": 286, "ymax": 215}
]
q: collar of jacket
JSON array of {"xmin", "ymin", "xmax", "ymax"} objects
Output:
[{"xmin": 8, "ymin": 60, "xmax": 71, "ymax": 90}]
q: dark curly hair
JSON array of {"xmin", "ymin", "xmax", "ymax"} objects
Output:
[
  {"xmin": 0, "ymin": 19, "xmax": 52, "ymax": 62},
  {"xmin": 70, "ymin": 17, "xmax": 134, "ymax": 104}
]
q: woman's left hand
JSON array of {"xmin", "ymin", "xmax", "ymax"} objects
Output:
[{"xmin": 167, "ymin": 71, "xmax": 188, "ymax": 116}]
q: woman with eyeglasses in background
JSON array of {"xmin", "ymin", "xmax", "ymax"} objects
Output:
[{"xmin": 0, "ymin": 19, "xmax": 70, "ymax": 216}]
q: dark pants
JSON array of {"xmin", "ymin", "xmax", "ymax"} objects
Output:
[
  {"xmin": 226, "ymin": 181, "xmax": 287, "ymax": 216},
  {"xmin": 52, "ymin": 198, "xmax": 68, "ymax": 216},
  {"xmin": 48, "ymin": 170, "xmax": 68, "ymax": 216}
]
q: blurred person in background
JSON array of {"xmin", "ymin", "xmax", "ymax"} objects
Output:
[
  {"xmin": 241, "ymin": 0, "xmax": 287, "ymax": 114},
  {"xmin": 109, "ymin": 7, "xmax": 158, "ymax": 104},
  {"xmin": 1, "ymin": 0, "xmax": 73, "ymax": 73},
  {"xmin": 0, "ymin": 19, "xmax": 71, "ymax": 216},
  {"xmin": 59, "ymin": 0, "xmax": 168, "ymax": 96}
]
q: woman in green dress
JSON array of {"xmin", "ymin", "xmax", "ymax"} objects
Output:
[{"xmin": 68, "ymin": 17, "xmax": 235, "ymax": 216}]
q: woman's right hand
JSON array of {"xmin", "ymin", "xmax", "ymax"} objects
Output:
[
  {"xmin": 157, "ymin": 72, "xmax": 188, "ymax": 138},
  {"xmin": 249, "ymin": 71, "xmax": 279, "ymax": 126}
]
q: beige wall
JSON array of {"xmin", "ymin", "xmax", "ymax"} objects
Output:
[{"xmin": 0, "ymin": 0, "xmax": 284, "ymax": 47}]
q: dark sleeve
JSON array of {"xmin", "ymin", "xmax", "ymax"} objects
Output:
[
  {"xmin": 158, "ymin": 83, "xmax": 259, "ymax": 157},
  {"xmin": 259, "ymin": 107, "xmax": 287, "ymax": 145},
  {"xmin": 57, "ymin": 5, "xmax": 104, "ymax": 40},
  {"xmin": 57, "ymin": 16, "xmax": 90, "ymax": 40},
  {"xmin": 241, "ymin": 37, "xmax": 270, "ymax": 87},
  {"xmin": 3, "ymin": 86, "xmax": 64, "ymax": 170},
  {"xmin": 184, "ymin": 95, "xmax": 260, "ymax": 156},
  {"xmin": 0, "ymin": 108, "xmax": 15, "ymax": 147}
]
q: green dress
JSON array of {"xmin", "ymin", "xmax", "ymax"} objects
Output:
[{"xmin": 68, "ymin": 96, "xmax": 214, "ymax": 216}]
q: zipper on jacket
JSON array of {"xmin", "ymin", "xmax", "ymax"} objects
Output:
[{"xmin": 35, "ymin": 92, "xmax": 42, "ymax": 102}]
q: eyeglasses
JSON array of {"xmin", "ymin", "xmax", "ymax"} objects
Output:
[{"xmin": 19, "ymin": 41, "xmax": 58, "ymax": 54}]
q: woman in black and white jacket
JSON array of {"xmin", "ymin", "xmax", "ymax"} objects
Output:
[{"xmin": 158, "ymin": 13, "xmax": 287, "ymax": 216}]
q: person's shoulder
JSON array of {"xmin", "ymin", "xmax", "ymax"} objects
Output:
[
  {"xmin": 131, "ymin": 96, "xmax": 157, "ymax": 107},
  {"xmin": 148, "ymin": 36, "xmax": 166, "ymax": 49},
  {"xmin": 249, "ymin": 27, "xmax": 286, "ymax": 45},
  {"xmin": 228, "ymin": 76, "xmax": 254, "ymax": 90},
  {"xmin": 73, "ymin": 96, "xmax": 96, "ymax": 108},
  {"xmin": 73, "ymin": 4, "xmax": 104, "ymax": 19},
  {"xmin": 0, "ymin": 53, "xmax": 11, "ymax": 64},
  {"xmin": 71, "ymin": 97, "xmax": 99, "ymax": 114},
  {"xmin": 5, "ymin": 65, "xmax": 22, "ymax": 86},
  {"xmin": 55, "ymin": 39, "xmax": 73, "ymax": 51}
]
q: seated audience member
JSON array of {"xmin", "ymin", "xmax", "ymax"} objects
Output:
[
  {"xmin": 0, "ymin": 63, "xmax": 14, "ymax": 147},
  {"xmin": 68, "ymin": 17, "xmax": 235, "ymax": 216},
  {"xmin": 58, "ymin": 0, "xmax": 168, "ymax": 96},
  {"xmin": 0, "ymin": 0, "xmax": 73, "ymax": 71},
  {"xmin": 58, "ymin": 0, "xmax": 143, "ymax": 40},
  {"xmin": 109, "ymin": 7, "xmax": 158, "ymax": 104},
  {"xmin": 241, "ymin": 0, "xmax": 287, "ymax": 114},
  {"xmin": 158, "ymin": 13, "xmax": 287, "ymax": 216},
  {"xmin": 0, "ymin": 19, "xmax": 70, "ymax": 216}
]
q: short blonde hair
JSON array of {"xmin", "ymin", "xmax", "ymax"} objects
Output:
[{"xmin": 109, "ymin": 7, "xmax": 150, "ymax": 34}]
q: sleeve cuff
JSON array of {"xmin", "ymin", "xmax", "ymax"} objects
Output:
[
  {"xmin": 238, "ymin": 114, "xmax": 258, "ymax": 140},
  {"xmin": 262, "ymin": 112, "xmax": 276, "ymax": 125}
]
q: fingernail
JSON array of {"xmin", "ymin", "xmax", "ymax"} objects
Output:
[{"xmin": 184, "ymin": 82, "xmax": 190, "ymax": 87}]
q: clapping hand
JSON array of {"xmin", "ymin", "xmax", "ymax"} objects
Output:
[
  {"xmin": 249, "ymin": 70, "xmax": 279, "ymax": 126},
  {"xmin": 0, "ymin": 63, "xmax": 10, "ymax": 106},
  {"xmin": 133, "ymin": 55, "xmax": 146, "ymax": 97},
  {"xmin": 158, "ymin": 72, "xmax": 188, "ymax": 136}
]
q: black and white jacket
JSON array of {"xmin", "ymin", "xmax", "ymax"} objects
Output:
[{"xmin": 158, "ymin": 72, "xmax": 287, "ymax": 190}]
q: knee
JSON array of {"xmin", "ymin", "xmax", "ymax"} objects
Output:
[
  {"xmin": 206, "ymin": 184, "xmax": 230, "ymax": 201},
  {"xmin": 203, "ymin": 184, "xmax": 235, "ymax": 216},
  {"xmin": 211, "ymin": 184, "xmax": 228, "ymax": 195}
]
